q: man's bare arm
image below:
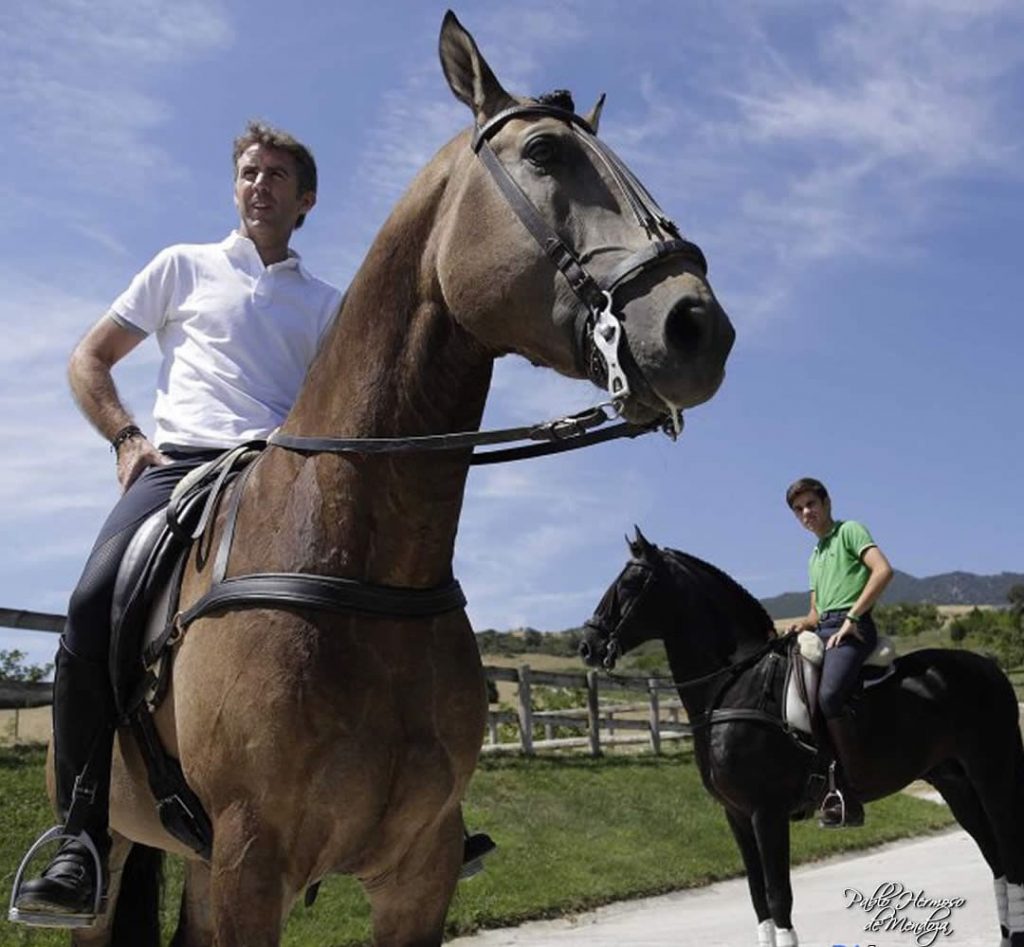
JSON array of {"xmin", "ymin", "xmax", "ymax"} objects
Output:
[{"xmin": 68, "ymin": 314, "xmax": 167, "ymax": 489}]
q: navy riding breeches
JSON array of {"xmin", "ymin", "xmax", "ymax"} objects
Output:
[
  {"xmin": 64, "ymin": 450, "xmax": 223, "ymax": 663},
  {"xmin": 816, "ymin": 610, "xmax": 878, "ymax": 719}
]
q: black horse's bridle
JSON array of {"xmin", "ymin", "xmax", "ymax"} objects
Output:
[
  {"xmin": 583, "ymin": 558, "xmax": 658, "ymax": 670},
  {"xmin": 472, "ymin": 102, "xmax": 708, "ymax": 436}
]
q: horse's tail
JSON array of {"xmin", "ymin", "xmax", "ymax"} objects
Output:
[{"xmin": 110, "ymin": 842, "xmax": 164, "ymax": 947}]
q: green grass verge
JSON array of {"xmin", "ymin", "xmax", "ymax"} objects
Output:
[{"xmin": 0, "ymin": 744, "xmax": 954, "ymax": 946}]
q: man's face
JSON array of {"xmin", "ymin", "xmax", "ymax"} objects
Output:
[
  {"xmin": 790, "ymin": 490, "xmax": 833, "ymax": 538},
  {"xmin": 233, "ymin": 143, "xmax": 315, "ymax": 244}
]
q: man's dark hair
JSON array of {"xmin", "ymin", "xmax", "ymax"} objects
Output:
[
  {"xmin": 785, "ymin": 477, "xmax": 829, "ymax": 509},
  {"xmin": 232, "ymin": 120, "xmax": 318, "ymax": 229}
]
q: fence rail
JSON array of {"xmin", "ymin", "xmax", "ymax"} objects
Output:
[{"xmin": 2, "ymin": 610, "xmax": 689, "ymax": 755}]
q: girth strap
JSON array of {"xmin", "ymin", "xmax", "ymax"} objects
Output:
[
  {"xmin": 177, "ymin": 573, "xmax": 466, "ymax": 626},
  {"xmin": 174, "ymin": 453, "xmax": 466, "ymax": 632}
]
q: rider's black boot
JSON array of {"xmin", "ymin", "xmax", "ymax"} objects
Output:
[
  {"xmin": 820, "ymin": 712, "xmax": 865, "ymax": 828},
  {"xmin": 459, "ymin": 831, "xmax": 497, "ymax": 880},
  {"xmin": 11, "ymin": 640, "xmax": 115, "ymax": 923}
]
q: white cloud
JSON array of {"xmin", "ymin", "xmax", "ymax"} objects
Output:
[{"xmin": 0, "ymin": 0, "xmax": 232, "ymax": 194}]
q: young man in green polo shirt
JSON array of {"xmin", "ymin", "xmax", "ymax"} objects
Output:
[{"xmin": 786, "ymin": 477, "xmax": 894, "ymax": 827}]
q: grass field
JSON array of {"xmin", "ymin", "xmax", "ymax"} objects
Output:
[{"xmin": 0, "ymin": 743, "xmax": 954, "ymax": 947}]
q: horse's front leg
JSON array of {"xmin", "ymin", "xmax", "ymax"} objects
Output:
[
  {"xmin": 170, "ymin": 858, "xmax": 215, "ymax": 947},
  {"xmin": 362, "ymin": 805, "xmax": 462, "ymax": 947},
  {"xmin": 206, "ymin": 801, "xmax": 293, "ymax": 947},
  {"xmin": 751, "ymin": 807, "xmax": 798, "ymax": 947},
  {"xmin": 724, "ymin": 807, "xmax": 778, "ymax": 946}
]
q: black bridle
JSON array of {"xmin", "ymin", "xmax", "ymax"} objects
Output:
[
  {"xmin": 583, "ymin": 558, "xmax": 658, "ymax": 670},
  {"xmin": 268, "ymin": 100, "xmax": 708, "ymax": 464},
  {"xmin": 472, "ymin": 102, "xmax": 708, "ymax": 436}
]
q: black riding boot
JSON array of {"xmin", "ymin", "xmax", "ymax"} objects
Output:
[
  {"xmin": 460, "ymin": 830, "xmax": 497, "ymax": 880},
  {"xmin": 820, "ymin": 712, "xmax": 865, "ymax": 828},
  {"xmin": 12, "ymin": 640, "xmax": 115, "ymax": 922}
]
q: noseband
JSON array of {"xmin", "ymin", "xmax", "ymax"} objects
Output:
[{"xmin": 472, "ymin": 103, "xmax": 709, "ymax": 435}]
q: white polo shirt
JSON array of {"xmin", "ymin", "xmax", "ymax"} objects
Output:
[{"xmin": 109, "ymin": 232, "xmax": 342, "ymax": 449}]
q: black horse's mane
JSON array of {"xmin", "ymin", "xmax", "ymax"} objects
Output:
[{"xmin": 657, "ymin": 546, "xmax": 776, "ymax": 641}]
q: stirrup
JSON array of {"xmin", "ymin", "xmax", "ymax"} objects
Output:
[
  {"xmin": 818, "ymin": 787, "xmax": 849, "ymax": 828},
  {"xmin": 8, "ymin": 826, "xmax": 105, "ymax": 928}
]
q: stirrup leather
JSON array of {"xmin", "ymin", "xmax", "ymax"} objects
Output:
[{"xmin": 8, "ymin": 826, "xmax": 105, "ymax": 928}]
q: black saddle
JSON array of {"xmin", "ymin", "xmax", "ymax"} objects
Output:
[{"xmin": 108, "ymin": 444, "xmax": 261, "ymax": 859}]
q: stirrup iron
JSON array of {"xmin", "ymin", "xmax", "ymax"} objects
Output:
[
  {"xmin": 819, "ymin": 760, "xmax": 850, "ymax": 827},
  {"xmin": 8, "ymin": 826, "xmax": 105, "ymax": 928}
]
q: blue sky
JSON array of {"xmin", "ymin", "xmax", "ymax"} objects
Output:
[{"xmin": 2, "ymin": 0, "xmax": 1022, "ymax": 669}]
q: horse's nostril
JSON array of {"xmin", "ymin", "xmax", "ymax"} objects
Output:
[
  {"xmin": 579, "ymin": 641, "xmax": 591, "ymax": 661},
  {"xmin": 664, "ymin": 298, "xmax": 704, "ymax": 354}
]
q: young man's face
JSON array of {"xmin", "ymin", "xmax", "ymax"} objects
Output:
[
  {"xmin": 790, "ymin": 490, "xmax": 833, "ymax": 538},
  {"xmin": 233, "ymin": 143, "xmax": 315, "ymax": 245}
]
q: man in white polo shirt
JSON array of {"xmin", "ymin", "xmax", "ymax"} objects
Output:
[{"xmin": 12, "ymin": 120, "xmax": 343, "ymax": 924}]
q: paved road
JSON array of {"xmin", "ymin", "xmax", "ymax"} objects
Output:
[{"xmin": 450, "ymin": 828, "xmax": 998, "ymax": 947}]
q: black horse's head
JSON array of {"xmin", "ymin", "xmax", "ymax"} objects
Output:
[{"xmin": 580, "ymin": 527, "xmax": 669, "ymax": 670}]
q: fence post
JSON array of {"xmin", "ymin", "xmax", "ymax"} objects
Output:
[
  {"xmin": 517, "ymin": 664, "xmax": 534, "ymax": 756},
  {"xmin": 487, "ymin": 712, "xmax": 499, "ymax": 746},
  {"xmin": 648, "ymin": 678, "xmax": 661, "ymax": 755},
  {"xmin": 586, "ymin": 669, "xmax": 601, "ymax": 757}
]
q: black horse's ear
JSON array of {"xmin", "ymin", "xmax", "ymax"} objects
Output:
[{"xmin": 628, "ymin": 525, "xmax": 655, "ymax": 558}]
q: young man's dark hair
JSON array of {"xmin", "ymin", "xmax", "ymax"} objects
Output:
[
  {"xmin": 785, "ymin": 476, "xmax": 829, "ymax": 509},
  {"xmin": 232, "ymin": 120, "xmax": 318, "ymax": 228}
]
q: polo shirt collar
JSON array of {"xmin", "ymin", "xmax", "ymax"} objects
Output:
[
  {"xmin": 220, "ymin": 231, "xmax": 311, "ymax": 278},
  {"xmin": 816, "ymin": 520, "xmax": 842, "ymax": 548}
]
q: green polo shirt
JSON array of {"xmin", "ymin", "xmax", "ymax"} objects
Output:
[{"xmin": 809, "ymin": 520, "xmax": 877, "ymax": 613}]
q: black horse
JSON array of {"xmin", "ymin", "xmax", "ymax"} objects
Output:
[{"xmin": 580, "ymin": 529, "xmax": 1024, "ymax": 947}]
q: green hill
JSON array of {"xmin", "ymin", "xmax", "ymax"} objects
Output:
[{"xmin": 761, "ymin": 569, "xmax": 1024, "ymax": 619}]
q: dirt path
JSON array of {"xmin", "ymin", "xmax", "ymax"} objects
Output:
[{"xmin": 450, "ymin": 828, "xmax": 995, "ymax": 947}]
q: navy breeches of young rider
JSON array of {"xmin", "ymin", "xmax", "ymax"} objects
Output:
[
  {"xmin": 63, "ymin": 449, "xmax": 222, "ymax": 663},
  {"xmin": 815, "ymin": 610, "xmax": 878, "ymax": 719}
]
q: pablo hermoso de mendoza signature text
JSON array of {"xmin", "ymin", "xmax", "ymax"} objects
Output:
[{"xmin": 840, "ymin": 881, "xmax": 965, "ymax": 947}]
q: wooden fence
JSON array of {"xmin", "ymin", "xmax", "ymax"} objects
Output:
[
  {"xmin": 0, "ymin": 608, "xmax": 61, "ymax": 710},
  {"xmin": 482, "ymin": 663, "xmax": 689, "ymax": 757},
  {"xmin": 1, "ymin": 610, "xmax": 689, "ymax": 756}
]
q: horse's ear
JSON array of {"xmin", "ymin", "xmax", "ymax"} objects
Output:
[
  {"xmin": 584, "ymin": 93, "xmax": 605, "ymax": 134},
  {"xmin": 439, "ymin": 11, "xmax": 515, "ymax": 126},
  {"xmin": 628, "ymin": 525, "xmax": 656, "ymax": 558}
]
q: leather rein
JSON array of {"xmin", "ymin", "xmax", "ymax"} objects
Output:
[{"xmin": 176, "ymin": 103, "xmax": 705, "ymax": 629}]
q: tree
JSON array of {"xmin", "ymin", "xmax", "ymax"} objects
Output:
[
  {"xmin": 1008, "ymin": 584, "xmax": 1024, "ymax": 620},
  {"xmin": 0, "ymin": 649, "xmax": 54, "ymax": 683},
  {"xmin": 947, "ymin": 608, "xmax": 1024, "ymax": 669}
]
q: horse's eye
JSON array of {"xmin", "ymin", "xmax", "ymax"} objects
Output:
[{"xmin": 524, "ymin": 136, "xmax": 558, "ymax": 167}]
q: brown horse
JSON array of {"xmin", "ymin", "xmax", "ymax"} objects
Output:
[{"xmin": 72, "ymin": 11, "xmax": 734, "ymax": 946}]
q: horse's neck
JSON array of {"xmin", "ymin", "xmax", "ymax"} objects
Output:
[
  {"xmin": 661, "ymin": 632, "xmax": 725, "ymax": 719},
  {"xmin": 241, "ymin": 167, "xmax": 493, "ymax": 587},
  {"xmin": 658, "ymin": 560, "xmax": 770, "ymax": 715}
]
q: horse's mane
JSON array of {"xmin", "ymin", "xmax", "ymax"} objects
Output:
[{"xmin": 658, "ymin": 546, "xmax": 776, "ymax": 641}]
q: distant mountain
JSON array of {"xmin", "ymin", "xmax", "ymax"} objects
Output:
[{"xmin": 761, "ymin": 570, "xmax": 1024, "ymax": 620}]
